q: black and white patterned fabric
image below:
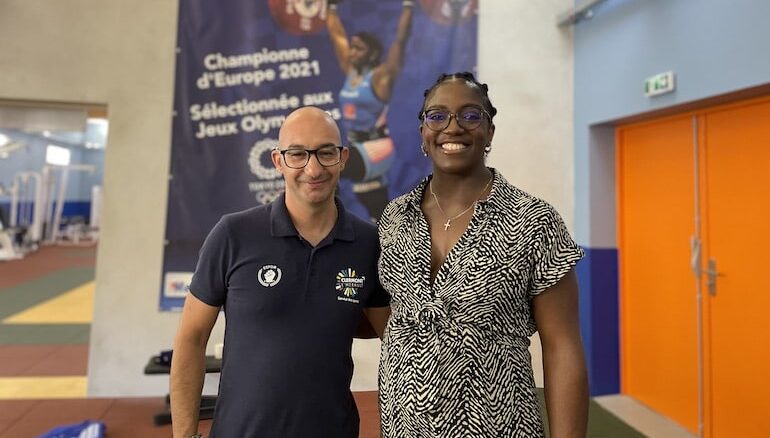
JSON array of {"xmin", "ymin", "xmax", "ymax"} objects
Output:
[{"xmin": 377, "ymin": 168, "xmax": 584, "ymax": 437}]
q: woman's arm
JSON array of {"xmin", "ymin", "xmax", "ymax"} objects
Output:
[
  {"xmin": 533, "ymin": 269, "xmax": 589, "ymax": 438},
  {"xmin": 326, "ymin": 1, "xmax": 351, "ymax": 73},
  {"xmin": 372, "ymin": 1, "xmax": 414, "ymax": 101}
]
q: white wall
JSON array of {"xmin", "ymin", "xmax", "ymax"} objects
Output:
[
  {"xmin": 480, "ymin": 0, "xmax": 574, "ymax": 388},
  {"xmin": 0, "ymin": 0, "xmax": 189, "ymax": 396},
  {"xmin": 0, "ymin": 0, "xmax": 573, "ymax": 396},
  {"xmin": 481, "ymin": 1, "xmax": 575, "ymax": 232}
]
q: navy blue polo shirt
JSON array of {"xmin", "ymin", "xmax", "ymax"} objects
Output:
[{"xmin": 189, "ymin": 194, "xmax": 389, "ymax": 438}]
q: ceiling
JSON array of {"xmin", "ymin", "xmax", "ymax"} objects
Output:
[{"xmin": 0, "ymin": 103, "xmax": 109, "ymax": 159}]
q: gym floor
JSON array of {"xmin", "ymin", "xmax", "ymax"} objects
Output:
[{"xmin": 0, "ymin": 246, "xmax": 692, "ymax": 437}]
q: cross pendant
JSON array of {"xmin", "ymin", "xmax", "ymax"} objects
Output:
[{"xmin": 443, "ymin": 219, "xmax": 451, "ymax": 231}]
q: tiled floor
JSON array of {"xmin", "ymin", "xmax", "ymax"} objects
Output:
[
  {"xmin": 0, "ymin": 394, "xmax": 388, "ymax": 438},
  {"xmin": 0, "ymin": 246, "xmax": 95, "ymax": 290},
  {"xmin": 0, "ymin": 397, "xmax": 210, "ymax": 438},
  {"xmin": 0, "ymin": 345, "xmax": 88, "ymax": 377}
]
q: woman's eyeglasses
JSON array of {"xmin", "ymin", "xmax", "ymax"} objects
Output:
[
  {"xmin": 421, "ymin": 106, "xmax": 489, "ymax": 131},
  {"xmin": 277, "ymin": 145, "xmax": 344, "ymax": 169}
]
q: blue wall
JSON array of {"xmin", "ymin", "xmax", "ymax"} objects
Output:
[
  {"xmin": 576, "ymin": 248, "xmax": 619, "ymax": 395},
  {"xmin": 573, "ymin": 0, "xmax": 770, "ymax": 395},
  {"xmin": 575, "ymin": 0, "xmax": 770, "ymax": 246},
  {"xmin": 0, "ymin": 135, "xmax": 104, "ymax": 224}
]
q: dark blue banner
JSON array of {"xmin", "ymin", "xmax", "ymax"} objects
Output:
[{"xmin": 160, "ymin": 0, "xmax": 478, "ymax": 310}]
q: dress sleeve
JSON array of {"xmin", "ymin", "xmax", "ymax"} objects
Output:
[
  {"xmin": 188, "ymin": 217, "xmax": 231, "ymax": 307},
  {"xmin": 529, "ymin": 202, "xmax": 584, "ymax": 296},
  {"xmin": 377, "ymin": 199, "xmax": 398, "ymax": 248}
]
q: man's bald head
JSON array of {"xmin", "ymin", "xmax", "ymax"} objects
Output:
[
  {"xmin": 272, "ymin": 106, "xmax": 348, "ymax": 212},
  {"xmin": 278, "ymin": 106, "xmax": 341, "ymax": 148}
]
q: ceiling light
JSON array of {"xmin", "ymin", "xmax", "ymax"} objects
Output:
[
  {"xmin": 46, "ymin": 144, "xmax": 71, "ymax": 166},
  {"xmin": 87, "ymin": 117, "xmax": 108, "ymax": 126}
]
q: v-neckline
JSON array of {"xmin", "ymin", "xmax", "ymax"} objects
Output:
[
  {"xmin": 421, "ymin": 173, "xmax": 495, "ymax": 288},
  {"xmin": 421, "ymin": 201, "xmax": 479, "ymax": 288}
]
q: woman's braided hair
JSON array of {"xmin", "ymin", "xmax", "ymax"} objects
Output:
[{"xmin": 418, "ymin": 72, "xmax": 497, "ymax": 122}]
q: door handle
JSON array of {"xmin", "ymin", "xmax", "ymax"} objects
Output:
[{"xmin": 706, "ymin": 258, "xmax": 724, "ymax": 296}]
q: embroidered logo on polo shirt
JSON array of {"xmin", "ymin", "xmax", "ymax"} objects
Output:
[
  {"xmin": 257, "ymin": 265, "xmax": 282, "ymax": 287},
  {"xmin": 336, "ymin": 268, "xmax": 365, "ymax": 304}
]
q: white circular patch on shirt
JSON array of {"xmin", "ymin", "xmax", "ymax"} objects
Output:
[{"xmin": 257, "ymin": 265, "xmax": 282, "ymax": 287}]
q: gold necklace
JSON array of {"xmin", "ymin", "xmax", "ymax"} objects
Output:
[{"xmin": 429, "ymin": 174, "xmax": 494, "ymax": 231}]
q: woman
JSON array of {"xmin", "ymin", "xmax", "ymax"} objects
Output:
[
  {"xmin": 376, "ymin": 72, "xmax": 589, "ymax": 437},
  {"xmin": 326, "ymin": 0, "xmax": 413, "ymax": 221}
]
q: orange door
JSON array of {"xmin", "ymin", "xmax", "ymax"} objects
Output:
[
  {"xmin": 617, "ymin": 114, "xmax": 699, "ymax": 433},
  {"xmin": 701, "ymin": 97, "xmax": 770, "ymax": 437}
]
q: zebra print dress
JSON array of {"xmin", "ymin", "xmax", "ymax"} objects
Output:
[{"xmin": 377, "ymin": 169, "xmax": 584, "ymax": 437}]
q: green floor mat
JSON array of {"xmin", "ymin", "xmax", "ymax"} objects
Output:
[
  {"xmin": 0, "ymin": 323, "xmax": 90, "ymax": 344},
  {"xmin": 0, "ymin": 267, "xmax": 95, "ymax": 320},
  {"xmin": 537, "ymin": 388, "xmax": 645, "ymax": 437}
]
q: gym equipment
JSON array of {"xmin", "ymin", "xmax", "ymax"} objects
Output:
[
  {"xmin": 10, "ymin": 171, "xmax": 45, "ymax": 243},
  {"xmin": 0, "ymin": 172, "xmax": 44, "ymax": 260},
  {"xmin": 41, "ymin": 164, "xmax": 97, "ymax": 245},
  {"xmin": 1, "ymin": 162, "xmax": 101, "ymax": 258},
  {"xmin": 0, "ymin": 204, "xmax": 22, "ymax": 261}
]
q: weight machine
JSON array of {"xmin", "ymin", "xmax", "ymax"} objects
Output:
[
  {"xmin": 42, "ymin": 164, "xmax": 97, "ymax": 245},
  {"xmin": 0, "ymin": 172, "xmax": 45, "ymax": 260}
]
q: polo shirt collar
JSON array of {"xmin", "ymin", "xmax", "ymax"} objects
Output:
[{"xmin": 270, "ymin": 192, "xmax": 355, "ymax": 242}]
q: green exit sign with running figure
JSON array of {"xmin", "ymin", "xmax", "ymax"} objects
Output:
[{"xmin": 645, "ymin": 71, "xmax": 676, "ymax": 97}]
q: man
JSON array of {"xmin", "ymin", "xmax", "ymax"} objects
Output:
[{"xmin": 170, "ymin": 107, "xmax": 390, "ymax": 438}]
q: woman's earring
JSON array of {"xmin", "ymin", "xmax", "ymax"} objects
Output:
[
  {"xmin": 421, "ymin": 143, "xmax": 428, "ymax": 157},
  {"xmin": 484, "ymin": 143, "xmax": 492, "ymax": 156}
]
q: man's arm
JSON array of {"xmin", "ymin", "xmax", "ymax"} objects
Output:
[
  {"xmin": 326, "ymin": 1, "xmax": 350, "ymax": 73},
  {"xmin": 372, "ymin": 2, "xmax": 414, "ymax": 101},
  {"xmin": 170, "ymin": 293, "xmax": 220, "ymax": 438},
  {"xmin": 532, "ymin": 270, "xmax": 589, "ymax": 438},
  {"xmin": 363, "ymin": 305, "xmax": 391, "ymax": 339}
]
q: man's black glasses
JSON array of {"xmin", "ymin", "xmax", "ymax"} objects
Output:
[{"xmin": 277, "ymin": 145, "xmax": 344, "ymax": 169}]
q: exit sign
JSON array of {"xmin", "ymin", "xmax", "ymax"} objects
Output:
[{"xmin": 645, "ymin": 71, "xmax": 675, "ymax": 97}]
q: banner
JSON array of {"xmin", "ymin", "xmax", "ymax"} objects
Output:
[{"xmin": 160, "ymin": 0, "xmax": 478, "ymax": 310}]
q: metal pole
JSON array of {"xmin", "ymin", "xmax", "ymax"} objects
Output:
[
  {"xmin": 9, "ymin": 177, "xmax": 19, "ymax": 227},
  {"xmin": 43, "ymin": 166, "xmax": 55, "ymax": 242},
  {"xmin": 556, "ymin": 0, "xmax": 612, "ymax": 26},
  {"xmin": 30, "ymin": 172, "xmax": 44, "ymax": 242},
  {"xmin": 692, "ymin": 115, "xmax": 705, "ymax": 438},
  {"xmin": 50, "ymin": 167, "xmax": 69, "ymax": 243}
]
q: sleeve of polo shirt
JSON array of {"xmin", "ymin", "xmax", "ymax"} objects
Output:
[
  {"xmin": 365, "ymin": 258, "xmax": 390, "ymax": 308},
  {"xmin": 529, "ymin": 202, "xmax": 584, "ymax": 296},
  {"xmin": 188, "ymin": 217, "xmax": 231, "ymax": 307}
]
